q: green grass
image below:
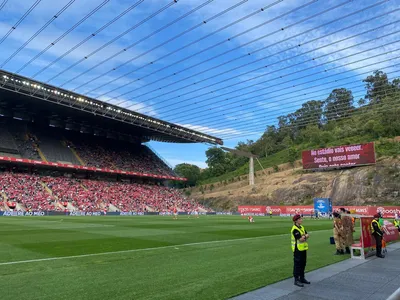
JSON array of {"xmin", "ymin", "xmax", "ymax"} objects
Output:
[{"xmin": 0, "ymin": 216, "xmax": 349, "ymax": 300}]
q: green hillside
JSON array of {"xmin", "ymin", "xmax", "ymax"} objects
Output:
[{"xmin": 174, "ymin": 71, "xmax": 400, "ymax": 187}]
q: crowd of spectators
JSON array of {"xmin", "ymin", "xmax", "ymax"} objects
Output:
[
  {"xmin": 0, "ymin": 173, "xmax": 55, "ymax": 211},
  {"xmin": 70, "ymin": 140, "xmax": 175, "ymax": 177},
  {"xmin": 0, "ymin": 172, "xmax": 210, "ymax": 213},
  {"xmin": 42, "ymin": 176, "xmax": 100, "ymax": 212}
]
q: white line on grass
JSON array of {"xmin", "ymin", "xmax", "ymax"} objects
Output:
[{"xmin": 0, "ymin": 229, "xmax": 331, "ymax": 266}]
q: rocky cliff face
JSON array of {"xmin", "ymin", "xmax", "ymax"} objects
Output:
[
  {"xmin": 329, "ymin": 161, "xmax": 400, "ymax": 205},
  {"xmin": 192, "ymin": 158, "xmax": 400, "ymax": 210}
]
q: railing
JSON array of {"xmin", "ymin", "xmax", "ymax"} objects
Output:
[{"xmin": 143, "ymin": 143, "xmax": 174, "ymax": 170}]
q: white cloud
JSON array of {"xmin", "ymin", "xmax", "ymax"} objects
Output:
[
  {"xmin": 225, "ymin": 111, "xmax": 254, "ymax": 121},
  {"xmin": 176, "ymin": 123, "xmax": 262, "ymax": 139},
  {"xmin": 176, "ymin": 123, "xmax": 242, "ymax": 135},
  {"xmin": 1, "ymin": 0, "xmax": 398, "ymax": 144}
]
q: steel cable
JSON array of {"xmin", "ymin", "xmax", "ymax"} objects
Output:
[
  {"xmin": 1, "ymin": 0, "xmax": 76, "ymax": 68},
  {"xmin": 114, "ymin": 0, "xmax": 384, "ymax": 108},
  {"xmin": 16, "ymin": 0, "xmax": 111, "ymax": 74},
  {"xmin": 0, "ymin": 0, "xmax": 42, "ymax": 46},
  {"xmin": 217, "ymin": 84, "xmax": 400, "ymax": 139},
  {"xmin": 79, "ymin": 0, "xmax": 322, "ymax": 96},
  {"xmin": 139, "ymin": 39, "xmax": 400, "ymax": 118},
  {"xmin": 69, "ymin": 0, "xmax": 250, "ymax": 91},
  {"xmin": 31, "ymin": 0, "xmax": 145, "ymax": 79}
]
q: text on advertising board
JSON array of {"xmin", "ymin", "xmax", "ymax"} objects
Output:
[{"xmin": 302, "ymin": 142, "xmax": 376, "ymax": 170}]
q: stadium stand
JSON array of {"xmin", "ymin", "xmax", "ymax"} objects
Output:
[
  {"xmin": 0, "ymin": 121, "xmax": 20, "ymax": 156},
  {"xmin": 0, "ymin": 172, "xmax": 210, "ymax": 213},
  {"xmin": 66, "ymin": 135, "xmax": 176, "ymax": 176},
  {"xmin": 0, "ymin": 70, "xmax": 220, "ymax": 217},
  {"xmin": 34, "ymin": 128, "xmax": 81, "ymax": 165},
  {"xmin": 0, "ymin": 120, "xmax": 41, "ymax": 160},
  {"xmin": 0, "ymin": 173, "xmax": 55, "ymax": 212},
  {"xmin": 0, "ymin": 118, "xmax": 176, "ymax": 176}
]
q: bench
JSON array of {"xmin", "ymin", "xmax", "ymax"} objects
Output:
[{"xmin": 350, "ymin": 243, "xmax": 365, "ymax": 259}]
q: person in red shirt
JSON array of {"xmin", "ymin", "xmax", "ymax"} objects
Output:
[
  {"xmin": 248, "ymin": 216, "xmax": 254, "ymax": 223},
  {"xmin": 173, "ymin": 207, "xmax": 178, "ymax": 220}
]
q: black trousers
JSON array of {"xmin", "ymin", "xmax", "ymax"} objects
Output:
[
  {"xmin": 293, "ymin": 249, "xmax": 307, "ymax": 279},
  {"xmin": 373, "ymin": 234, "xmax": 382, "ymax": 256}
]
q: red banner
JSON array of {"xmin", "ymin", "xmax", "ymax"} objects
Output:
[
  {"xmin": 280, "ymin": 206, "xmax": 314, "ymax": 214},
  {"xmin": 360, "ymin": 217, "xmax": 374, "ymax": 248},
  {"xmin": 302, "ymin": 142, "xmax": 376, "ymax": 170},
  {"xmin": 360, "ymin": 218, "xmax": 399, "ymax": 251},
  {"xmin": 0, "ymin": 156, "xmax": 187, "ymax": 181},
  {"xmin": 240, "ymin": 206, "xmax": 317, "ymax": 215},
  {"xmin": 382, "ymin": 220, "xmax": 400, "ymax": 243},
  {"xmin": 238, "ymin": 206, "xmax": 266, "ymax": 214},
  {"xmin": 332, "ymin": 206, "xmax": 369, "ymax": 215},
  {"xmin": 265, "ymin": 206, "xmax": 282, "ymax": 214},
  {"xmin": 333, "ymin": 206, "xmax": 400, "ymax": 219},
  {"xmin": 238, "ymin": 205, "xmax": 400, "ymax": 218}
]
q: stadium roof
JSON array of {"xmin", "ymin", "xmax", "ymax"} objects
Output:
[{"xmin": 0, "ymin": 69, "xmax": 223, "ymax": 145}]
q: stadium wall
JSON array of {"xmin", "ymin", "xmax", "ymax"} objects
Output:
[
  {"xmin": 238, "ymin": 205, "xmax": 400, "ymax": 218},
  {"xmin": 3, "ymin": 205, "xmax": 400, "ymax": 218}
]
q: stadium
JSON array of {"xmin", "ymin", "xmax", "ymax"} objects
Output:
[
  {"xmin": 0, "ymin": 1, "xmax": 400, "ymax": 300},
  {"xmin": 0, "ymin": 68, "xmax": 221, "ymax": 212}
]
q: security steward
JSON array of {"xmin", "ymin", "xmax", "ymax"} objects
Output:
[
  {"xmin": 371, "ymin": 213, "xmax": 385, "ymax": 258},
  {"xmin": 291, "ymin": 214, "xmax": 310, "ymax": 287},
  {"xmin": 394, "ymin": 219, "xmax": 400, "ymax": 233}
]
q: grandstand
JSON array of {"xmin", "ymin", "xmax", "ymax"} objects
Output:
[{"xmin": 0, "ymin": 70, "xmax": 221, "ymax": 213}]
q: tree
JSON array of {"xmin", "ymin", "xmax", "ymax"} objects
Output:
[
  {"xmin": 205, "ymin": 147, "xmax": 230, "ymax": 177},
  {"xmin": 363, "ymin": 70, "xmax": 390, "ymax": 104},
  {"xmin": 251, "ymin": 125, "xmax": 279, "ymax": 157},
  {"xmin": 226, "ymin": 152, "xmax": 247, "ymax": 172},
  {"xmin": 287, "ymin": 147, "xmax": 297, "ymax": 167},
  {"xmin": 282, "ymin": 135, "xmax": 294, "ymax": 148},
  {"xmin": 173, "ymin": 163, "xmax": 201, "ymax": 187},
  {"xmin": 195, "ymin": 71, "xmax": 400, "ymax": 187},
  {"xmin": 301, "ymin": 125, "xmax": 321, "ymax": 145},
  {"xmin": 357, "ymin": 98, "xmax": 366, "ymax": 107},
  {"xmin": 236, "ymin": 141, "xmax": 250, "ymax": 152},
  {"xmin": 291, "ymin": 100, "xmax": 323, "ymax": 129},
  {"xmin": 324, "ymin": 88, "xmax": 354, "ymax": 121}
]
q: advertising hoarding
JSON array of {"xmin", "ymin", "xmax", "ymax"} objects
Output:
[{"xmin": 302, "ymin": 142, "xmax": 376, "ymax": 170}]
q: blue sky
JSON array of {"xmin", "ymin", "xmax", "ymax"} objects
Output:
[{"xmin": 1, "ymin": 0, "xmax": 399, "ymax": 169}]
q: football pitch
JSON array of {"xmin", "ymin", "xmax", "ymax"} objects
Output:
[{"xmin": 0, "ymin": 216, "xmax": 349, "ymax": 300}]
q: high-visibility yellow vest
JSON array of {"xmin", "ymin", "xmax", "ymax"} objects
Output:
[
  {"xmin": 370, "ymin": 219, "xmax": 382, "ymax": 235},
  {"xmin": 291, "ymin": 225, "xmax": 308, "ymax": 252},
  {"xmin": 394, "ymin": 220, "xmax": 399, "ymax": 227}
]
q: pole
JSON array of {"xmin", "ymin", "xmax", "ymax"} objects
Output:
[{"xmin": 249, "ymin": 156, "xmax": 254, "ymax": 186}]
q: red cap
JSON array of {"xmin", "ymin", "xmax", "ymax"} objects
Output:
[
  {"xmin": 293, "ymin": 214, "xmax": 302, "ymax": 222},
  {"xmin": 374, "ymin": 213, "xmax": 380, "ymax": 218}
]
